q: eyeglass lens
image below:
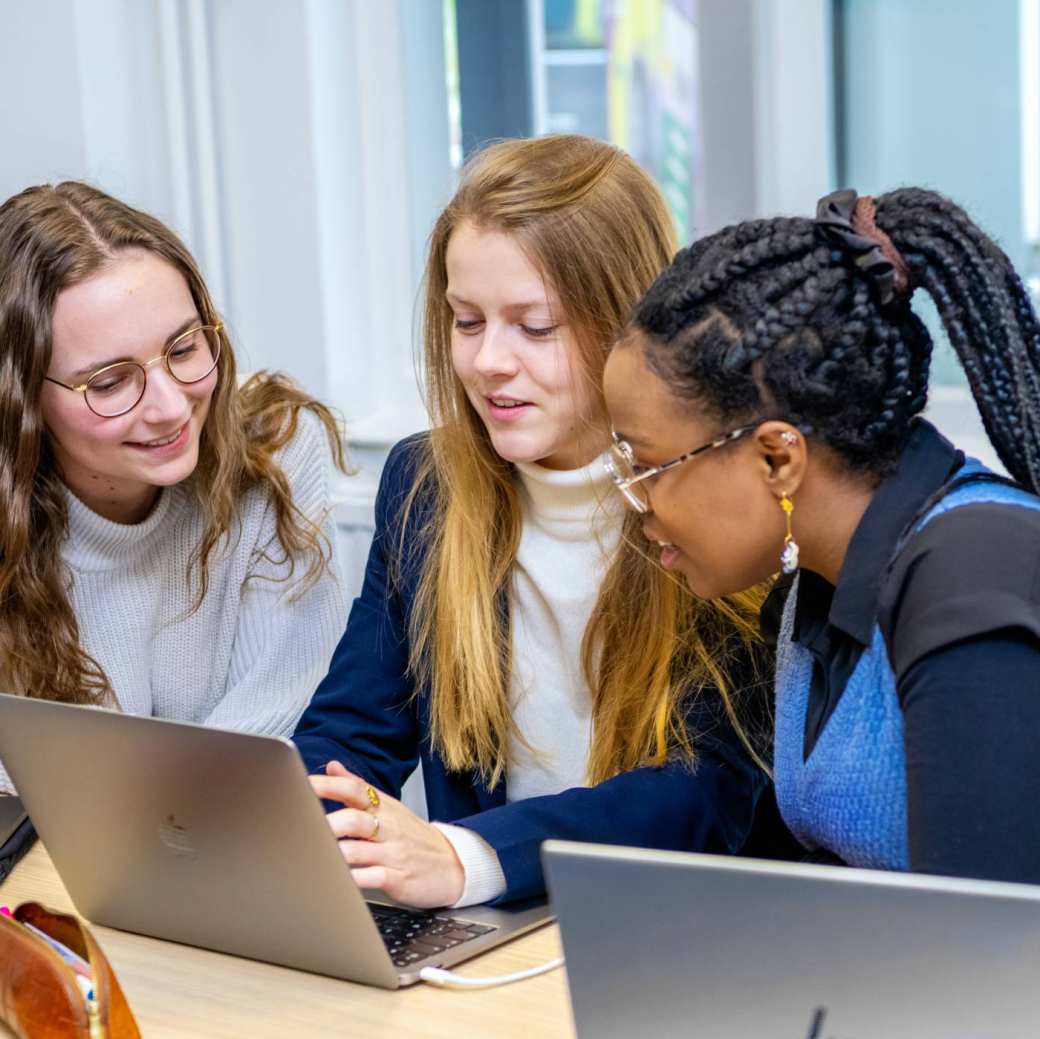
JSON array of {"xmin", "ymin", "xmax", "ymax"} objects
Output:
[
  {"xmin": 86, "ymin": 327, "xmax": 221, "ymax": 417},
  {"xmin": 607, "ymin": 447, "xmax": 650, "ymax": 512}
]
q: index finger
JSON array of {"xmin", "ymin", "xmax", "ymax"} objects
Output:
[{"xmin": 309, "ymin": 772, "xmax": 373, "ymax": 809}]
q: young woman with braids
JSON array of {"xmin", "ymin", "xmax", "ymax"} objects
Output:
[
  {"xmin": 604, "ymin": 187, "xmax": 1040, "ymax": 883},
  {"xmin": 293, "ymin": 135, "xmax": 772, "ymax": 911},
  {"xmin": 0, "ymin": 182, "xmax": 348, "ymax": 791}
]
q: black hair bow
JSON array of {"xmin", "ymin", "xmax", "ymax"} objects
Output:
[{"xmin": 814, "ymin": 189, "xmax": 901, "ymax": 306}]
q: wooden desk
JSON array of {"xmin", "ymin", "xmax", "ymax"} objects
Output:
[{"xmin": 1, "ymin": 844, "xmax": 575, "ymax": 1038}]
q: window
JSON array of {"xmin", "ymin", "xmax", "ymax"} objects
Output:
[{"xmin": 534, "ymin": 0, "xmax": 704, "ymax": 242}]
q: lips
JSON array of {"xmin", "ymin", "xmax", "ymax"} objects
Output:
[
  {"xmin": 487, "ymin": 395, "xmax": 532, "ymax": 408},
  {"xmin": 643, "ymin": 526, "xmax": 682, "ymax": 569},
  {"xmin": 134, "ymin": 427, "xmax": 184, "ymax": 448},
  {"xmin": 659, "ymin": 544, "xmax": 682, "ymax": 570},
  {"xmin": 125, "ymin": 420, "xmax": 191, "ymax": 455},
  {"xmin": 485, "ymin": 395, "xmax": 534, "ymax": 422}
]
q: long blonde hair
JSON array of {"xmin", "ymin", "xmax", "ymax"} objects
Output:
[
  {"xmin": 404, "ymin": 135, "xmax": 767, "ymax": 787},
  {"xmin": 0, "ymin": 181, "xmax": 346, "ymax": 705}
]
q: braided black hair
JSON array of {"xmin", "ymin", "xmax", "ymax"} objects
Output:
[{"xmin": 634, "ymin": 188, "xmax": 1040, "ymax": 490}]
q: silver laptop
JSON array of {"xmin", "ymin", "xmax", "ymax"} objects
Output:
[
  {"xmin": 543, "ymin": 839, "xmax": 1040, "ymax": 1038},
  {"xmin": 0, "ymin": 693, "xmax": 549, "ymax": 988}
]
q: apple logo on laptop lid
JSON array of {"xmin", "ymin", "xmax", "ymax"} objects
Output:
[{"xmin": 157, "ymin": 813, "xmax": 197, "ymax": 859}]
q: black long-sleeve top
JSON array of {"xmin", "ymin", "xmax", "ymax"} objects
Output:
[{"xmin": 761, "ymin": 420, "xmax": 1040, "ymax": 883}]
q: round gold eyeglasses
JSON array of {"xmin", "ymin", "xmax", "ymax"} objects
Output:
[{"xmin": 44, "ymin": 323, "xmax": 223, "ymax": 418}]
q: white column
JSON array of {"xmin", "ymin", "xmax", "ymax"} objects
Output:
[{"xmin": 752, "ymin": 0, "xmax": 834, "ymax": 216}]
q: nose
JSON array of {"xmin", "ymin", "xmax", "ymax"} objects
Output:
[
  {"xmin": 472, "ymin": 323, "xmax": 520, "ymax": 379},
  {"xmin": 138, "ymin": 364, "xmax": 192, "ymax": 426}
]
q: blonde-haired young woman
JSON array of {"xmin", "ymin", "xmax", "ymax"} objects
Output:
[
  {"xmin": 0, "ymin": 181, "xmax": 348, "ymax": 790},
  {"xmin": 293, "ymin": 135, "xmax": 770, "ymax": 909}
]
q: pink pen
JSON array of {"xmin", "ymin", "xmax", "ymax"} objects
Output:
[{"xmin": 0, "ymin": 907, "xmax": 11, "ymax": 917}]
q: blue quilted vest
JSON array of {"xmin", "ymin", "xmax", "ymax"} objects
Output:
[{"xmin": 773, "ymin": 460, "xmax": 1040, "ymax": 870}]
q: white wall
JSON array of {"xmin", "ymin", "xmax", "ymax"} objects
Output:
[
  {"xmin": 752, "ymin": 0, "xmax": 835, "ymax": 218},
  {"xmin": 694, "ymin": 0, "xmax": 833, "ymax": 235},
  {"xmin": 1, "ymin": 0, "xmax": 173, "ymax": 220}
]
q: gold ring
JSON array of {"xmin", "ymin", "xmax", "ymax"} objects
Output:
[
  {"xmin": 371, "ymin": 815, "xmax": 381, "ymax": 839},
  {"xmin": 366, "ymin": 784, "xmax": 380, "ymax": 809}
]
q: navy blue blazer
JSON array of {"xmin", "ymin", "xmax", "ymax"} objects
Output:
[{"xmin": 293, "ymin": 434, "xmax": 768, "ymax": 903}]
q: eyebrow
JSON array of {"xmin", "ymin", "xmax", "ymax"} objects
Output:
[
  {"xmin": 444, "ymin": 292, "xmax": 560, "ymax": 314},
  {"xmin": 68, "ymin": 316, "xmax": 203, "ymax": 379}
]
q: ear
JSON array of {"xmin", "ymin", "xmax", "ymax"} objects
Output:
[{"xmin": 750, "ymin": 421, "xmax": 807, "ymax": 500}]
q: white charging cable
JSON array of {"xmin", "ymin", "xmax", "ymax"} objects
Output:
[{"xmin": 419, "ymin": 956, "xmax": 564, "ymax": 989}]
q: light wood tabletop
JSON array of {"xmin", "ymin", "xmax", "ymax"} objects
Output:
[{"xmin": 1, "ymin": 842, "xmax": 576, "ymax": 1038}]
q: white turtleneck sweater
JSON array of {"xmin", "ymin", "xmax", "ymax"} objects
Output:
[
  {"xmin": 435, "ymin": 452, "xmax": 623, "ymax": 905},
  {"xmin": 0, "ymin": 409, "xmax": 348, "ymax": 794}
]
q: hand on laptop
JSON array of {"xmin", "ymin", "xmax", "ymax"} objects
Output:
[{"xmin": 310, "ymin": 761, "xmax": 466, "ymax": 909}]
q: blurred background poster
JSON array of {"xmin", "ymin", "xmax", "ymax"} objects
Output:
[
  {"xmin": 542, "ymin": 0, "xmax": 703, "ymax": 243},
  {"xmin": 606, "ymin": 0, "xmax": 702, "ymax": 243}
]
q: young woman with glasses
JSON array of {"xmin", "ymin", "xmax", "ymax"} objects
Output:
[
  {"xmin": 292, "ymin": 135, "xmax": 773, "ymax": 912},
  {"xmin": 0, "ymin": 182, "xmax": 348, "ymax": 791},
  {"xmin": 603, "ymin": 187, "xmax": 1040, "ymax": 883}
]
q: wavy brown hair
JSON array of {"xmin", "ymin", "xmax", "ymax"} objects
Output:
[
  {"xmin": 0, "ymin": 181, "xmax": 346, "ymax": 705},
  {"xmin": 404, "ymin": 135, "xmax": 769, "ymax": 788}
]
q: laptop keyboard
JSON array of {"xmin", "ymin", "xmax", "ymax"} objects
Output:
[{"xmin": 369, "ymin": 903, "xmax": 497, "ymax": 969}]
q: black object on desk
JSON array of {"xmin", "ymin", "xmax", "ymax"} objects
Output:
[{"xmin": 0, "ymin": 795, "xmax": 36, "ymax": 884}]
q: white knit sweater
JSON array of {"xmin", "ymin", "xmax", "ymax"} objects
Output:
[
  {"xmin": 0, "ymin": 410, "xmax": 348, "ymax": 793},
  {"xmin": 436, "ymin": 452, "xmax": 622, "ymax": 905}
]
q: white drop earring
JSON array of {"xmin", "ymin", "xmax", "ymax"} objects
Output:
[{"xmin": 779, "ymin": 494, "xmax": 799, "ymax": 574}]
